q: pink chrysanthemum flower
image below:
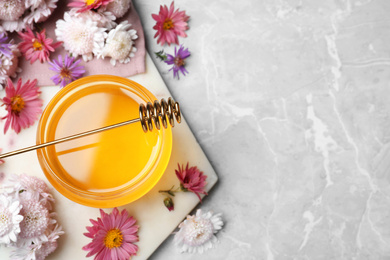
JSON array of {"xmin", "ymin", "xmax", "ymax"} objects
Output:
[
  {"xmin": 174, "ymin": 209, "xmax": 223, "ymax": 254},
  {"xmin": 68, "ymin": 0, "xmax": 114, "ymax": 13},
  {"xmin": 1, "ymin": 78, "xmax": 43, "ymax": 134},
  {"xmin": 83, "ymin": 208, "xmax": 139, "ymax": 260},
  {"xmin": 152, "ymin": 1, "xmax": 189, "ymax": 46},
  {"xmin": 175, "ymin": 163, "xmax": 208, "ymax": 201},
  {"xmin": 2, "ymin": 174, "xmax": 53, "ymax": 208},
  {"xmin": 19, "ymin": 199, "xmax": 51, "ymax": 239},
  {"xmin": 18, "ymin": 28, "xmax": 62, "ymax": 64}
]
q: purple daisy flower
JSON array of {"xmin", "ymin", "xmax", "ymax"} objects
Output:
[
  {"xmin": 165, "ymin": 45, "xmax": 190, "ymax": 79},
  {"xmin": 48, "ymin": 54, "xmax": 85, "ymax": 88},
  {"xmin": 49, "ymin": 55, "xmax": 85, "ymax": 88},
  {"xmin": 0, "ymin": 32, "xmax": 12, "ymax": 58}
]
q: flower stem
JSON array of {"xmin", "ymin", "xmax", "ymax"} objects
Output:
[
  {"xmin": 155, "ymin": 50, "xmax": 167, "ymax": 61},
  {"xmin": 159, "ymin": 185, "xmax": 181, "ymax": 196}
]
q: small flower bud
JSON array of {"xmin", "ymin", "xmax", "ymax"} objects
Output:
[{"xmin": 163, "ymin": 197, "xmax": 174, "ymax": 211}]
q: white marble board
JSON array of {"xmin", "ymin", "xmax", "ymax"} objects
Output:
[{"xmin": 0, "ymin": 53, "xmax": 218, "ymax": 259}]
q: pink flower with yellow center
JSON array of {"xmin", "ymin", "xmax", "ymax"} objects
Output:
[
  {"xmin": 83, "ymin": 208, "xmax": 139, "ymax": 260},
  {"xmin": 18, "ymin": 28, "xmax": 62, "ymax": 64},
  {"xmin": 1, "ymin": 78, "xmax": 43, "ymax": 134},
  {"xmin": 152, "ymin": 1, "xmax": 189, "ymax": 46},
  {"xmin": 68, "ymin": 0, "xmax": 114, "ymax": 13}
]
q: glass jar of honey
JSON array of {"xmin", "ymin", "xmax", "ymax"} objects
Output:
[{"xmin": 36, "ymin": 75, "xmax": 172, "ymax": 208}]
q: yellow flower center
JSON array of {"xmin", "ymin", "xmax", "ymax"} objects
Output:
[
  {"xmin": 32, "ymin": 39, "xmax": 43, "ymax": 51},
  {"xmin": 85, "ymin": 0, "xmax": 97, "ymax": 6},
  {"xmin": 104, "ymin": 229, "xmax": 123, "ymax": 249},
  {"xmin": 60, "ymin": 68, "xmax": 71, "ymax": 80},
  {"xmin": 163, "ymin": 19, "xmax": 174, "ymax": 30},
  {"xmin": 174, "ymin": 56, "xmax": 185, "ymax": 67},
  {"xmin": 11, "ymin": 95, "xmax": 25, "ymax": 114}
]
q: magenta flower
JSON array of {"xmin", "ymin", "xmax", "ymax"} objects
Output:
[
  {"xmin": 0, "ymin": 32, "xmax": 12, "ymax": 58},
  {"xmin": 175, "ymin": 163, "xmax": 207, "ymax": 202},
  {"xmin": 18, "ymin": 28, "xmax": 62, "ymax": 64},
  {"xmin": 165, "ymin": 45, "xmax": 190, "ymax": 79},
  {"xmin": 83, "ymin": 208, "xmax": 139, "ymax": 260},
  {"xmin": 48, "ymin": 54, "xmax": 85, "ymax": 88},
  {"xmin": 152, "ymin": 1, "xmax": 189, "ymax": 46},
  {"xmin": 1, "ymin": 78, "xmax": 43, "ymax": 134},
  {"xmin": 68, "ymin": 0, "xmax": 114, "ymax": 13}
]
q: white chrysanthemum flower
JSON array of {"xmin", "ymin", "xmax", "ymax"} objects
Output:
[
  {"xmin": 0, "ymin": 195, "xmax": 23, "ymax": 245},
  {"xmin": 25, "ymin": 0, "xmax": 44, "ymax": 10},
  {"xmin": 105, "ymin": 0, "xmax": 131, "ymax": 18},
  {"xmin": 0, "ymin": 46, "xmax": 20, "ymax": 86},
  {"xmin": 2, "ymin": 174, "xmax": 53, "ymax": 208},
  {"xmin": 100, "ymin": 20, "xmax": 137, "ymax": 66},
  {"xmin": 55, "ymin": 12, "xmax": 107, "ymax": 62},
  {"xmin": 19, "ymin": 200, "xmax": 51, "ymax": 239},
  {"xmin": 69, "ymin": 8, "xmax": 116, "ymax": 30},
  {"xmin": 19, "ymin": 174, "xmax": 54, "ymax": 207},
  {"xmin": 174, "ymin": 209, "xmax": 223, "ymax": 254},
  {"xmin": 24, "ymin": 0, "xmax": 58, "ymax": 25},
  {"xmin": 10, "ymin": 242, "xmax": 40, "ymax": 260},
  {"xmin": 12, "ymin": 224, "xmax": 64, "ymax": 260},
  {"xmin": 0, "ymin": 0, "xmax": 26, "ymax": 21},
  {"xmin": 1, "ymin": 19, "xmax": 29, "ymax": 33}
]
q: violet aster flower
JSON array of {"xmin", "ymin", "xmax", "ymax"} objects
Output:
[
  {"xmin": 165, "ymin": 45, "xmax": 190, "ymax": 79},
  {"xmin": 0, "ymin": 32, "xmax": 12, "ymax": 58},
  {"xmin": 48, "ymin": 54, "xmax": 85, "ymax": 88}
]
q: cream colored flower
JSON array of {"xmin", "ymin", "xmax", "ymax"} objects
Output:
[
  {"xmin": 0, "ymin": 195, "xmax": 23, "ymax": 245},
  {"xmin": 174, "ymin": 209, "xmax": 223, "ymax": 254},
  {"xmin": 100, "ymin": 20, "xmax": 137, "ymax": 66}
]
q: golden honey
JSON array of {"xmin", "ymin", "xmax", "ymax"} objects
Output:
[{"xmin": 37, "ymin": 75, "xmax": 172, "ymax": 207}]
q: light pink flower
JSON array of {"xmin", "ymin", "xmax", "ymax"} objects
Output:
[
  {"xmin": 83, "ymin": 208, "xmax": 139, "ymax": 260},
  {"xmin": 174, "ymin": 209, "xmax": 223, "ymax": 253},
  {"xmin": 175, "ymin": 163, "xmax": 208, "ymax": 201},
  {"xmin": 0, "ymin": 0, "xmax": 26, "ymax": 21},
  {"xmin": 18, "ymin": 27, "xmax": 62, "ymax": 64},
  {"xmin": 68, "ymin": 0, "xmax": 114, "ymax": 13},
  {"xmin": 1, "ymin": 78, "xmax": 43, "ymax": 134},
  {"xmin": 152, "ymin": 1, "xmax": 189, "ymax": 46},
  {"xmin": 19, "ymin": 199, "xmax": 50, "ymax": 239}
]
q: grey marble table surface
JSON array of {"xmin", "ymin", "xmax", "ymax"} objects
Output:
[{"xmin": 134, "ymin": 0, "xmax": 390, "ymax": 259}]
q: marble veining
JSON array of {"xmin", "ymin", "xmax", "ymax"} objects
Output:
[{"xmin": 134, "ymin": 0, "xmax": 390, "ymax": 259}]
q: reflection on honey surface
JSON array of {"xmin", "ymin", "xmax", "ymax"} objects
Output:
[{"xmin": 47, "ymin": 84, "xmax": 159, "ymax": 192}]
